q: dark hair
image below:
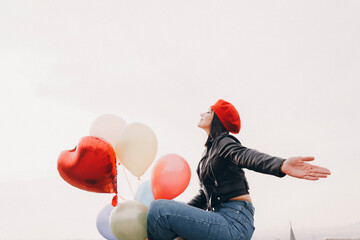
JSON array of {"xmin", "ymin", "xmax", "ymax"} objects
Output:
[{"xmin": 205, "ymin": 111, "xmax": 229, "ymax": 147}]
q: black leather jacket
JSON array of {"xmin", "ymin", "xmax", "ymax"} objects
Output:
[{"xmin": 188, "ymin": 132, "xmax": 286, "ymax": 211}]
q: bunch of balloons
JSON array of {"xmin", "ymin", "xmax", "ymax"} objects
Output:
[{"xmin": 57, "ymin": 114, "xmax": 191, "ymax": 240}]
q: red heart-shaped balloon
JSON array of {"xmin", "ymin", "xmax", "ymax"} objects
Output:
[{"xmin": 57, "ymin": 136, "xmax": 117, "ymax": 193}]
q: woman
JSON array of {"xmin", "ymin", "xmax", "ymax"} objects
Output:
[{"xmin": 147, "ymin": 99, "xmax": 331, "ymax": 240}]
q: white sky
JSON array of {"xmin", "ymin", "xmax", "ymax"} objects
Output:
[{"xmin": 1, "ymin": 0, "xmax": 359, "ymax": 239}]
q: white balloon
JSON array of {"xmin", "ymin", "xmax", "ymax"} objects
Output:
[
  {"xmin": 89, "ymin": 114, "xmax": 126, "ymax": 147},
  {"xmin": 109, "ymin": 200, "xmax": 148, "ymax": 240},
  {"xmin": 115, "ymin": 122, "xmax": 157, "ymax": 177}
]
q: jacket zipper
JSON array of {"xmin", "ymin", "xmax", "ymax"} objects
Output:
[{"xmin": 209, "ymin": 162, "xmax": 218, "ymax": 187}]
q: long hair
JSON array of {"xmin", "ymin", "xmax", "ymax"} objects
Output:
[{"xmin": 205, "ymin": 111, "xmax": 229, "ymax": 147}]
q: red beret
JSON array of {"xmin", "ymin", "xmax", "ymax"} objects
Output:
[{"xmin": 211, "ymin": 99, "xmax": 241, "ymax": 134}]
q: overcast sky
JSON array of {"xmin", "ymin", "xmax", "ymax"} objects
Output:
[{"xmin": 1, "ymin": 0, "xmax": 360, "ymax": 239}]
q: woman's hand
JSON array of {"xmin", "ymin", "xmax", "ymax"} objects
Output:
[{"xmin": 281, "ymin": 156, "xmax": 331, "ymax": 180}]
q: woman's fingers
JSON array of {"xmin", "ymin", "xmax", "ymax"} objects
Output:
[
  {"xmin": 304, "ymin": 175, "xmax": 319, "ymax": 181},
  {"xmin": 310, "ymin": 165, "xmax": 331, "ymax": 175},
  {"xmin": 304, "ymin": 166, "xmax": 331, "ymax": 179},
  {"xmin": 285, "ymin": 156, "xmax": 331, "ymax": 180},
  {"xmin": 301, "ymin": 156, "xmax": 315, "ymax": 162},
  {"xmin": 301, "ymin": 162, "xmax": 331, "ymax": 180},
  {"xmin": 307, "ymin": 172, "xmax": 329, "ymax": 178},
  {"xmin": 313, "ymin": 168, "xmax": 331, "ymax": 175}
]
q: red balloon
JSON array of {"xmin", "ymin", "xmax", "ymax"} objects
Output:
[
  {"xmin": 151, "ymin": 154, "xmax": 191, "ymax": 200},
  {"xmin": 57, "ymin": 136, "xmax": 117, "ymax": 194}
]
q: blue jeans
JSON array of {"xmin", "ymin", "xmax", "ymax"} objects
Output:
[{"xmin": 147, "ymin": 199, "xmax": 255, "ymax": 240}]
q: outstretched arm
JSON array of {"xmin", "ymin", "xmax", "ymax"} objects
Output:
[{"xmin": 280, "ymin": 156, "xmax": 331, "ymax": 180}]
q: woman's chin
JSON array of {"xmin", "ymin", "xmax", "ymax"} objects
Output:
[{"xmin": 198, "ymin": 125, "xmax": 208, "ymax": 133}]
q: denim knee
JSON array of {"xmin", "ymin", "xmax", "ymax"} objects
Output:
[{"xmin": 148, "ymin": 199, "xmax": 169, "ymax": 221}]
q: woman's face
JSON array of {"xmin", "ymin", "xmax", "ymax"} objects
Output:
[{"xmin": 198, "ymin": 108, "xmax": 214, "ymax": 134}]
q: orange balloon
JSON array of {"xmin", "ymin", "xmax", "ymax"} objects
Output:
[{"xmin": 151, "ymin": 154, "xmax": 191, "ymax": 200}]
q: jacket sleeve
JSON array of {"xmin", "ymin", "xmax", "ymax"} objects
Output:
[
  {"xmin": 187, "ymin": 189, "xmax": 207, "ymax": 209},
  {"xmin": 218, "ymin": 137, "xmax": 286, "ymax": 177}
]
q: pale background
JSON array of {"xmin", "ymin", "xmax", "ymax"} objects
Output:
[{"xmin": 1, "ymin": 0, "xmax": 359, "ymax": 239}]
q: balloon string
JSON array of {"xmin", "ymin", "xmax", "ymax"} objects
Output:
[
  {"xmin": 118, "ymin": 194, "xmax": 126, "ymax": 201},
  {"xmin": 137, "ymin": 177, "xmax": 141, "ymax": 202},
  {"xmin": 121, "ymin": 164, "xmax": 135, "ymax": 198}
]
